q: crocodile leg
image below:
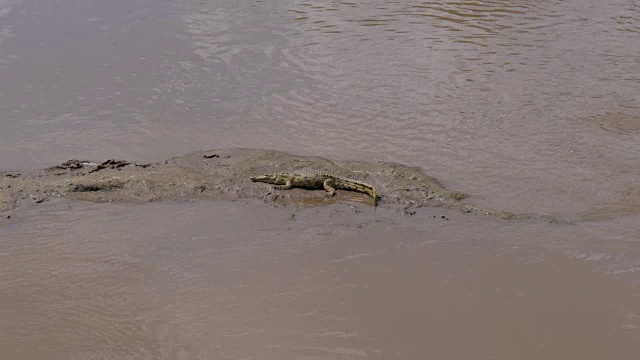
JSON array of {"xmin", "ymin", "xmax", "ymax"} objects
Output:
[
  {"xmin": 281, "ymin": 178, "xmax": 293, "ymax": 190},
  {"xmin": 274, "ymin": 178, "xmax": 293, "ymax": 191},
  {"xmin": 323, "ymin": 178, "xmax": 336, "ymax": 198}
]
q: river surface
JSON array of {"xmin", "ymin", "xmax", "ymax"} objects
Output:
[{"xmin": 1, "ymin": 0, "xmax": 639, "ymax": 359}]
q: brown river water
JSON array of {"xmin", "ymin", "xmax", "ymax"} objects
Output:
[{"xmin": 1, "ymin": 0, "xmax": 639, "ymax": 359}]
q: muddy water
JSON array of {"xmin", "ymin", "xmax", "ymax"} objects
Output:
[
  {"xmin": 1, "ymin": 0, "xmax": 639, "ymax": 359},
  {"xmin": 1, "ymin": 200, "xmax": 639, "ymax": 359}
]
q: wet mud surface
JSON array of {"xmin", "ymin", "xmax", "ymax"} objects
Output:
[
  {"xmin": 0, "ymin": 148, "xmax": 523, "ymax": 219},
  {"xmin": 591, "ymin": 113, "xmax": 640, "ymax": 135}
]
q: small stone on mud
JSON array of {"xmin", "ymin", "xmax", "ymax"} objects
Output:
[{"xmin": 31, "ymin": 196, "xmax": 46, "ymax": 204}]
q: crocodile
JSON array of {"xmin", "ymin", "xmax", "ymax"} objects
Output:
[{"xmin": 250, "ymin": 172, "xmax": 378, "ymax": 206}]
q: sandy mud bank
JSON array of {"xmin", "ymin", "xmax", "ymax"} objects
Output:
[{"xmin": 0, "ymin": 148, "xmax": 522, "ymax": 218}]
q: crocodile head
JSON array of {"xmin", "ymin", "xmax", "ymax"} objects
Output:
[{"xmin": 250, "ymin": 174, "xmax": 279, "ymax": 184}]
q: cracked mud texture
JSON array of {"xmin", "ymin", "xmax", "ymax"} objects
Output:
[{"xmin": 0, "ymin": 148, "xmax": 523, "ymax": 219}]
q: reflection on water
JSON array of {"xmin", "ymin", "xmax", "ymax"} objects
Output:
[{"xmin": 289, "ymin": 0, "xmax": 534, "ymax": 36}]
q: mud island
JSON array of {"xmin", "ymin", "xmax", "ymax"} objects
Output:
[{"xmin": 0, "ymin": 148, "xmax": 524, "ymax": 219}]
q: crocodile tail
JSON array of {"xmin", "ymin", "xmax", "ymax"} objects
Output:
[{"xmin": 373, "ymin": 187, "xmax": 378, "ymax": 207}]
